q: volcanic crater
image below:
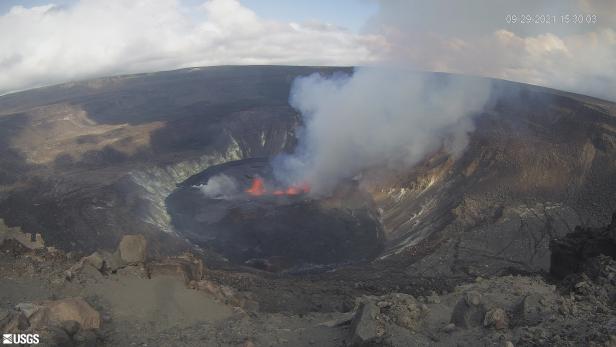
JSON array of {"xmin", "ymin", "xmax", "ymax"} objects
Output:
[
  {"xmin": 2, "ymin": 58, "xmax": 616, "ymax": 347},
  {"xmin": 1, "ymin": 66, "xmax": 615, "ymax": 309},
  {"xmin": 166, "ymin": 158, "xmax": 385, "ymax": 272}
]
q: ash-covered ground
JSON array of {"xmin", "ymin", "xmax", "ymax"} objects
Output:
[{"xmin": 1, "ymin": 66, "xmax": 616, "ymax": 346}]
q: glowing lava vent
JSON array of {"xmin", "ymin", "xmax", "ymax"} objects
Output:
[{"xmin": 245, "ymin": 177, "xmax": 310, "ymax": 197}]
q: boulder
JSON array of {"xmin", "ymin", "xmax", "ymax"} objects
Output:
[
  {"xmin": 82, "ymin": 252, "xmax": 105, "ymax": 270},
  {"xmin": 15, "ymin": 302, "xmax": 43, "ymax": 319},
  {"xmin": 29, "ymin": 297, "xmax": 101, "ymax": 330},
  {"xmin": 0, "ymin": 311, "xmax": 29, "ymax": 333},
  {"xmin": 73, "ymin": 329, "xmax": 98, "ymax": 347},
  {"xmin": 118, "ymin": 235, "xmax": 147, "ymax": 264},
  {"xmin": 450, "ymin": 291, "xmax": 486, "ymax": 328},
  {"xmin": 464, "ymin": 291, "xmax": 482, "ymax": 306},
  {"xmin": 66, "ymin": 260, "xmax": 104, "ymax": 283},
  {"xmin": 379, "ymin": 293, "xmax": 427, "ymax": 332},
  {"xmin": 68, "ymin": 247, "xmax": 133, "ymax": 278},
  {"xmin": 99, "ymin": 250, "xmax": 124, "ymax": 272},
  {"xmin": 60, "ymin": 320, "xmax": 81, "ymax": 337},
  {"xmin": 349, "ymin": 301, "xmax": 384, "ymax": 346},
  {"xmin": 483, "ymin": 307, "xmax": 508, "ymax": 330},
  {"xmin": 36, "ymin": 325, "xmax": 72, "ymax": 347},
  {"xmin": 515, "ymin": 294, "xmax": 549, "ymax": 326},
  {"xmin": 64, "ymin": 269, "xmax": 74, "ymax": 281},
  {"xmin": 68, "ymin": 253, "xmax": 107, "ymax": 279}
]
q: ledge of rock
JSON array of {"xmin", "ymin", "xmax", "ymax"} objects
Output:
[{"xmin": 550, "ymin": 212, "xmax": 616, "ymax": 278}]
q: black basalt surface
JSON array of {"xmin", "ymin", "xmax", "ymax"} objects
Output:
[{"xmin": 550, "ymin": 212, "xmax": 616, "ymax": 279}]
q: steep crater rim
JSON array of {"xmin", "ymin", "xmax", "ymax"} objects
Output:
[{"xmin": 166, "ymin": 158, "xmax": 385, "ymax": 272}]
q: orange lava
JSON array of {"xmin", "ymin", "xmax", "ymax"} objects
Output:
[
  {"xmin": 245, "ymin": 177, "xmax": 310, "ymax": 197},
  {"xmin": 285, "ymin": 182, "xmax": 310, "ymax": 195},
  {"xmin": 245, "ymin": 177, "xmax": 266, "ymax": 196}
]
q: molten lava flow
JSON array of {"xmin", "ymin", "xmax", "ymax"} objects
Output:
[
  {"xmin": 285, "ymin": 186, "xmax": 301, "ymax": 195},
  {"xmin": 285, "ymin": 182, "xmax": 310, "ymax": 195},
  {"xmin": 245, "ymin": 177, "xmax": 310, "ymax": 197},
  {"xmin": 281, "ymin": 182, "xmax": 311, "ymax": 196},
  {"xmin": 245, "ymin": 177, "xmax": 266, "ymax": 196}
]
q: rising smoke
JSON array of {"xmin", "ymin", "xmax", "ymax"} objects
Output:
[
  {"xmin": 195, "ymin": 174, "xmax": 239, "ymax": 199},
  {"xmin": 273, "ymin": 68, "xmax": 492, "ymax": 195}
]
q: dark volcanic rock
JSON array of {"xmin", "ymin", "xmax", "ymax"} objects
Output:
[
  {"xmin": 0, "ymin": 311, "xmax": 29, "ymax": 333},
  {"xmin": 37, "ymin": 326, "xmax": 72, "ymax": 347},
  {"xmin": 72, "ymin": 329, "xmax": 98, "ymax": 347},
  {"xmin": 550, "ymin": 212, "xmax": 616, "ymax": 278},
  {"xmin": 450, "ymin": 291, "xmax": 486, "ymax": 328},
  {"xmin": 514, "ymin": 294, "xmax": 550, "ymax": 326}
]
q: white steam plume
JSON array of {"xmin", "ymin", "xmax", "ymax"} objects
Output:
[
  {"xmin": 195, "ymin": 174, "xmax": 238, "ymax": 199},
  {"xmin": 273, "ymin": 68, "xmax": 491, "ymax": 195}
]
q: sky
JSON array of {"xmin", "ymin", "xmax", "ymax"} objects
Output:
[
  {"xmin": 0, "ymin": 0, "xmax": 378, "ymax": 32},
  {"xmin": 0, "ymin": 0, "xmax": 615, "ymax": 100}
]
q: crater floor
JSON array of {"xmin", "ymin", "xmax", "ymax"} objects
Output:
[{"xmin": 167, "ymin": 158, "xmax": 384, "ymax": 271}]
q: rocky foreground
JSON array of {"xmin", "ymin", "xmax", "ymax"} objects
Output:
[{"xmin": 1, "ymin": 214, "xmax": 616, "ymax": 346}]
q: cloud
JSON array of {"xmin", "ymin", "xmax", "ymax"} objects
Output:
[
  {"xmin": 579, "ymin": 0, "xmax": 616, "ymax": 27},
  {"xmin": 1, "ymin": 0, "xmax": 615, "ymax": 102},
  {"xmin": 0, "ymin": 0, "xmax": 382, "ymax": 94},
  {"xmin": 368, "ymin": 0, "xmax": 616, "ymax": 101}
]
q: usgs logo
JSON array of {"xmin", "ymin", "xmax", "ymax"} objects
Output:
[{"xmin": 2, "ymin": 334, "xmax": 39, "ymax": 345}]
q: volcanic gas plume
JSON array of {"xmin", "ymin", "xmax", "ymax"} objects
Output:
[
  {"xmin": 196, "ymin": 174, "xmax": 239, "ymax": 199},
  {"xmin": 272, "ymin": 68, "xmax": 492, "ymax": 196}
]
